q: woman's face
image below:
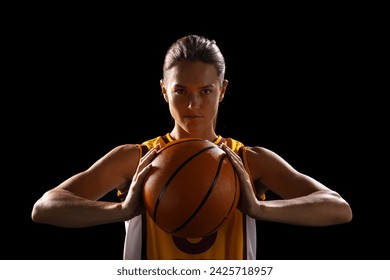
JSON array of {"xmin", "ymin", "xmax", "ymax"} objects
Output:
[{"xmin": 161, "ymin": 61, "xmax": 226, "ymax": 136}]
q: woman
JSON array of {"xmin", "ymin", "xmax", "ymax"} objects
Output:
[{"xmin": 31, "ymin": 34, "xmax": 352, "ymax": 260}]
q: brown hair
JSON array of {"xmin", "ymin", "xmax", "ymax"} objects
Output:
[{"xmin": 162, "ymin": 34, "xmax": 226, "ymax": 84}]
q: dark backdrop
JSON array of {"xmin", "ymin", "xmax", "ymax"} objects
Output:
[{"xmin": 3, "ymin": 9, "xmax": 388, "ymax": 260}]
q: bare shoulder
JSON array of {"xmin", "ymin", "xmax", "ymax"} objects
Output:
[
  {"xmin": 54, "ymin": 144, "xmax": 141, "ymax": 199},
  {"xmin": 245, "ymin": 146, "xmax": 298, "ymax": 183},
  {"xmin": 246, "ymin": 146, "xmax": 277, "ymax": 159},
  {"xmin": 90, "ymin": 144, "xmax": 139, "ymax": 167},
  {"xmin": 245, "ymin": 146, "xmax": 294, "ymax": 169},
  {"xmin": 100, "ymin": 144, "xmax": 140, "ymax": 162},
  {"xmin": 245, "ymin": 146, "xmax": 330, "ymax": 198},
  {"xmin": 91, "ymin": 144, "xmax": 141, "ymax": 179}
]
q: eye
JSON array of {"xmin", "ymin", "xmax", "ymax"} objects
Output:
[
  {"xmin": 174, "ymin": 89, "xmax": 186, "ymax": 95},
  {"xmin": 201, "ymin": 89, "xmax": 212, "ymax": 95}
]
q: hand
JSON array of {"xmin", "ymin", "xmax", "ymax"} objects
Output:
[
  {"xmin": 221, "ymin": 143, "xmax": 258, "ymax": 216},
  {"xmin": 122, "ymin": 144, "xmax": 160, "ymax": 219}
]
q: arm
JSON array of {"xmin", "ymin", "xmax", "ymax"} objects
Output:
[
  {"xmin": 222, "ymin": 144, "xmax": 352, "ymax": 226},
  {"xmin": 31, "ymin": 144, "xmax": 159, "ymax": 227}
]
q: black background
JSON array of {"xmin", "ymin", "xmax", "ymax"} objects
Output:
[{"xmin": 3, "ymin": 6, "xmax": 388, "ymax": 260}]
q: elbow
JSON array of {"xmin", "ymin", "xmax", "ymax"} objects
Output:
[
  {"xmin": 331, "ymin": 193, "xmax": 353, "ymax": 225},
  {"xmin": 316, "ymin": 190, "xmax": 353, "ymax": 225},
  {"xmin": 340, "ymin": 200, "xmax": 353, "ymax": 224},
  {"xmin": 31, "ymin": 198, "xmax": 46, "ymax": 224},
  {"xmin": 31, "ymin": 192, "xmax": 53, "ymax": 224},
  {"xmin": 31, "ymin": 200, "xmax": 42, "ymax": 223}
]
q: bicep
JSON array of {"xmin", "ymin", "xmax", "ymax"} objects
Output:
[
  {"xmin": 56, "ymin": 144, "xmax": 140, "ymax": 200},
  {"xmin": 247, "ymin": 146, "xmax": 329, "ymax": 199}
]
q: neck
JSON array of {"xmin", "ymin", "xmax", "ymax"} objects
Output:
[{"xmin": 169, "ymin": 128, "xmax": 218, "ymax": 142}]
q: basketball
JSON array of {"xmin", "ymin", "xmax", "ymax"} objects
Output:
[{"xmin": 142, "ymin": 138, "xmax": 240, "ymax": 238}]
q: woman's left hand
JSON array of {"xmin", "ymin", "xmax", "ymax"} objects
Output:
[{"xmin": 221, "ymin": 143, "xmax": 258, "ymax": 217}]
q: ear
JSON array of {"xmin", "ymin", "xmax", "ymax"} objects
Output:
[
  {"xmin": 219, "ymin": 79, "xmax": 228, "ymax": 102},
  {"xmin": 160, "ymin": 79, "xmax": 169, "ymax": 103}
]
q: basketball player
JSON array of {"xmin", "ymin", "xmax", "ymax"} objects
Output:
[{"xmin": 31, "ymin": 34, "xmax": 352, "ymax": 259}]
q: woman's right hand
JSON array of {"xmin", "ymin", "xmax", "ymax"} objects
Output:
[{"xmin": 121, "ymin": 144, "xmax": 160, "ymax": 219}]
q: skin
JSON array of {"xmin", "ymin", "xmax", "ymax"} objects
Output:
[{"xmin": 31, "ymin": 60, "xmax": 352, "ymax": 228}]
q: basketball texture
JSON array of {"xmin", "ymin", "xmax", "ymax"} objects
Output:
[{"xmin": 142, "ymin": 138, "xmax": 240, "ymax": 238}]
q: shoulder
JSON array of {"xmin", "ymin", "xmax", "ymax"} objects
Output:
[
  {"xmin": 223, "ymin": 137, "xmax": 274, "ymax": 159},
  {"xmin": 103, "ymin": 135, "xmax": 165, "ymax": 161},
  {"xmin": 246, "ymin": 146, "xmax": 282, "ymax": 161},
  {"xmin": 100, "ymin": 144, "xmax": 141, "ymax": 162},
  {"xmin": 244, "ymin": 146, "xmax": 297, "ymax": 181},
  {"xmin": 245, "ymin": 145, "xmax": 294, "ymax": 168},
  {"xmin": 89, "ymin": 144, "xmax": 142, "ymax": 181}
]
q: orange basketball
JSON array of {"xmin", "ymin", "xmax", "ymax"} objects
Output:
[{"xmin": 142, "ymin": 138, "xmax": 240, "ymax": 238}]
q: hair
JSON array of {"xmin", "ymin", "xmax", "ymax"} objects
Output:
[{"xmin": 162, "ymin": 34, "xmax": 226, "ymax": 83}]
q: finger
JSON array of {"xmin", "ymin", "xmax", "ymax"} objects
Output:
[
  {"xmin": 221, "ymin": 143, "xmax": 241, "ymax": 161},
  {"xmin": 138, "ymin": 144, "xmax": 160, "ymax": 168},
  {"xmin": 221, "ymin": 143, "xmax": 244, "ymax": 169},
  {"xmin": 221, "ymin": 145, "xmax": 253, "ymax": 190},
  {"xmin": 136, "ymin": 163, "xmax": 153, "ymax": 180},
  {"xmin": 141, "ymin": 143, "xmax": 160, "ymax": 160}
]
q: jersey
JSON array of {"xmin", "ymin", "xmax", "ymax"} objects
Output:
[{"xmin": 118, "ymin": 133, "xmax": 259, "ymax": 260}]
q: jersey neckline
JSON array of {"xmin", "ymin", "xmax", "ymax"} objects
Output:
[{"xmin": 165, "ymin": 133, "xmax": 223, "ymax": 145}]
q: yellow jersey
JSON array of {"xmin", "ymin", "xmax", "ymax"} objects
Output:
[{"xmin": 119, "ymin": 133, "xmax": 258, "ymax": 260}]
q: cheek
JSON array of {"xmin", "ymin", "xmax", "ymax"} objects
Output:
[
  {"xmin": 170, "ymin": 98, "xmax": 182, "ymax": 109},
  {"xmin": 168, "ymin": 97, "xmax": 184, "ymax": 115},
  {"xmin": 213, "ymin": 103, "xmax": 220, "ymax": 116},
  {"xmin": 209, "ymin": 97, "xmax": 221, "ymax": 110}
]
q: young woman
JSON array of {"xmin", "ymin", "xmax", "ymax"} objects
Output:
[{"xmin": 31, "ymin": 34, "xmax": 352, "ymax": 260}]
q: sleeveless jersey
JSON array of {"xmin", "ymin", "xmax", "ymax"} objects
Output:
[{"xmin": 118, "ymin": 133, "xmax": 259, "ymax": 260}]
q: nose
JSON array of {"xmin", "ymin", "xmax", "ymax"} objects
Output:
[{"xmin": 187, "ymin": 93, "xmax": 201, "ymax": 110}]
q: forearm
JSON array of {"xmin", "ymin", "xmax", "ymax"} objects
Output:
[
  {"xmin": 31, "ymin": 189, "xmax": 131, "ymax": 227},
  {"xmin": 252, "ymin": 190, "xmax": 352, "ymax": 226}
]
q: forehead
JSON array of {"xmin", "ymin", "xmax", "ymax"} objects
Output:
[{"xmin": 166, "ymin": 61, "xmax": 219, "ymax": 86}]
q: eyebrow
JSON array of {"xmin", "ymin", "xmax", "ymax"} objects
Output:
[{"xmin": 173, "ymin": 83, "xmax": 216, "ymax": 89}]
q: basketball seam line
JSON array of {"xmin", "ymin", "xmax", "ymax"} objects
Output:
[
  {"xmin": 153, "ymin": 145, "xmax": 217, "ymax": 223},
  {"xmin": 171, "ymin": 154, "xmax": 227, "ymax": 235},
  {"xmin": 204, "ymin": 159, "xmax": 239, "ymax": 236}
]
